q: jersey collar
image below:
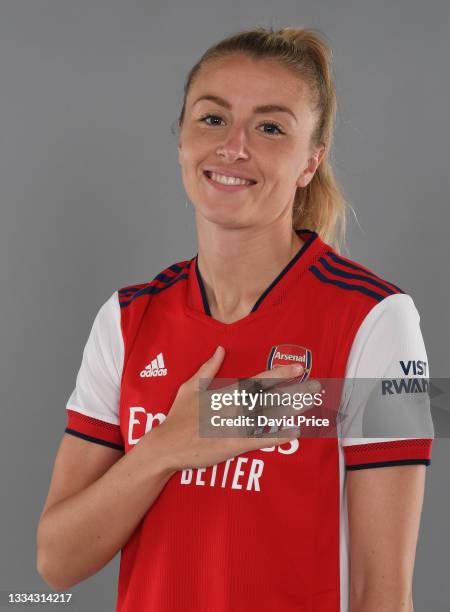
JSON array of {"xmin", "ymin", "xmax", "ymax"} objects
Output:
[{"xmin": 185, "ymin": 229, "xmax": 325, "ymax": 327}]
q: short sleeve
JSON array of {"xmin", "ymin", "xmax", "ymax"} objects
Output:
[
  {"xmin": 65, "ymin": 291, "xmax": 124, "ymax": 451},
  {"xmin": 340, "ymin": 293, "xmax": 433, "ymax": 470}
]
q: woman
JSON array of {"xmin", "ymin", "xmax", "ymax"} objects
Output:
[{"xmin": 36, "ymin": 27, "xmax": 432, "ymax": 611}]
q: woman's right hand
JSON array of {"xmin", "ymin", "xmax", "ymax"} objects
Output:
[{"xmin": 146, "ymin": 346, "xmax": 305, "ymax": 472}]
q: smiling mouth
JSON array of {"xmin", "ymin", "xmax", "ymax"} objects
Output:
[{"xmin": 203, "ymin": 170, "xmax": 257, "ymax": 186}]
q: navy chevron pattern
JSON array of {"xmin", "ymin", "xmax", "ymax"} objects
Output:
[
  {"xmin": 324, "ymin": 251, "xmax": 404, "ymax": 293},
  {"xmin": 119, "ymin": 260, "xmax": 191, "ymax": 308},
  {"xmin": 310, "ymin": 251, "xmax": 404, "ymax": 302},
  {"xmin": 317, "ymin": 257, "xmax": 396, "ymax": 296}
]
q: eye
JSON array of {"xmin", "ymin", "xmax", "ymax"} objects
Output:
[
  {"xmin": 260, "ymin": 121, "xmax": 285, "ymax": 136},
  {"xmin": 198, "ymin": 114, "xmax": 285, "ymax": 136},
  {"xmin": 198, "ymin": 114, "xmax": 225, "ymax": 127}
]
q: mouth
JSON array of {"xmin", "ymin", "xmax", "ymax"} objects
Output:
[{"xmin": 203, "ymin": 170, "xmax": 257, "ymax": 191}]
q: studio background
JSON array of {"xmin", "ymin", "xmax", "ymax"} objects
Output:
[{"xmin": 0, "ymin": 1, "xmax": 448, "ymax": 610}]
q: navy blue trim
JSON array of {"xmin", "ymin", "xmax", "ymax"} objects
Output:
[
  {"xmin": 119, "ymin": 273, "xmax": 188, "ymax": 308},
  {"xmin": 346, "ymin": 459, "xmax": 431, "ymax": 471},
  {"xmin": 168, "ymin": 263, "xmax": 184, "ymax": 273},
  {"xmin": 267, "ymin": 346, "xmax": 277, "ymax": 369},
  {"xmin": 195, "ymin": 230, "xmax": 317, "ymax": 317},
  {"xmin": 325, "ymin": 251, "xmax": 404, "ymax": 294},
  {"xmin": 318, "ymin": 257, "xmax": 395, "ymax": 296},
  {"xmin": 118, "ymin": 286, "xmax": 142, "ymax": 295},
  {"xmin": 310, "ymin": 266, "xmax": 385, "ymax": 302},
  {"xmin": 65, "ymin": 428, "xmax": 124, "ymax": 451},
  {"xmin": 152, "ymin": 272, "xmax": 184, "ymax": 284},
  {"xmin": 195, "ymin": 229, "xmax": 317, "ymax": 317},
  {"xmin": 195, "ymin": 255, "xmax": 212, "ymax": 316},
  {"xmin": 251, "ymin": 230, "xmax": 317, "ymax": 312},
  {"xmin": 118, "ymin": 262, "xmax": 190, "ymax": 304}
]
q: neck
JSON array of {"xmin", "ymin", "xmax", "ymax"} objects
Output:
[{"xmin": 195, "ymin": 218, "xmax": 303, "ymax": 323}]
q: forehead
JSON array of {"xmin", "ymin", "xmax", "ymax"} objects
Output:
[{"xmin": 187, "ymin": 54, "xmax": 314, "ymax": 116}]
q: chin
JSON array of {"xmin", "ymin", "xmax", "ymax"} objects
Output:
[{"xmin": 195, "ymin": 199, "xmax": 255, "ymax": 230}]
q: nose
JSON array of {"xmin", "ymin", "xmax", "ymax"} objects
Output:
[{"xmin": 216, "ymin": 125, "xmax": 249, "ymax": 161}]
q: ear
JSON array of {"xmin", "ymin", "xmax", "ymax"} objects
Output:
[
  {"xmin": 177, "ymin": 141, "xmax": 182, "ymax": 165},
  {"xmin": 296, "ymin": 143, "xmax": 326, "ymax": 189}
]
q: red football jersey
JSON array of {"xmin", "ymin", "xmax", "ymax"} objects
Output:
[{"xmin": 66, "ymin": 229, "xmax": 432, "ymax": 611}]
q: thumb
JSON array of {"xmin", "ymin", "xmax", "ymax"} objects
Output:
[{"xmin": 195, "ymin": 346, "xmax": 225, "ymax": 390}]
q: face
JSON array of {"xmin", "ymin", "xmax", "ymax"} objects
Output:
[{"xmin": 178, "ymin": 54, "xmax": 325, "ymax": 230}]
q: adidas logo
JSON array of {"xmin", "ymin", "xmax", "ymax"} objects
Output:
[{"xmin": 140, "ymin": 352, "xmax": 167, "ymax": 378}]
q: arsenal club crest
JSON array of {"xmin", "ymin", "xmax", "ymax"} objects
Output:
[{"xmin": 267, "ymin": 344, "xmax": 312, "ymax": 382}]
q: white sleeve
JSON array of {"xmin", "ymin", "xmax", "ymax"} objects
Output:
[
  {"xmin": 66, "ymin": 291, "xmax": 123, "ymax": 426},
  {"xmin": 340, "ymin": 293, "xmax": 433, "ymax": 468}
]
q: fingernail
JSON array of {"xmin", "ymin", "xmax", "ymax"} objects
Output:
[
  {"xmin": 292, "ymin": 364, "xmax": 303, "ymax": 374},
  {"xmin": 308, "ymin": 380, "xmax": 321, "ymax": 393},
  {"xmin": 214, "ymin": 345, "xmax": 223, "ymax": 356}
]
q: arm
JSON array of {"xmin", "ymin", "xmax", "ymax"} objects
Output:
[
  {"xmin": 38, "ymin": 347, "xmax": 302, "ymax": 590},
  {"xmin": 341, "ymin": 293, "xmax": 433, "ymax": 611},
  {"xmin": 36, "ymin": 431, "xmax": 175, "ymax": 591},
  {"xmin": 37, "ymin": 291, "xmax": 174, "ymax": 590},
  {"xmin": 347, "ymin": 464, "xmax": 426, "ymax": 612}
]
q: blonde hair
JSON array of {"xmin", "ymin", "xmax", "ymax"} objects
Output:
[{"xmin": 177, "ymin": 26, "xmax": 349, "ymax": 250}]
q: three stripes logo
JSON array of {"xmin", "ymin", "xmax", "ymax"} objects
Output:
[
  {"xmin": 309, "ymin": 251, "xmax": 404, "ymax": 302},
  {"xmin": 140, "ymin": 352, "xmax": 167, "ymax": 378}
]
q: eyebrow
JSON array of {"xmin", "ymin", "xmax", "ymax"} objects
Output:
[{"xmin": 192, "ymin": 94, "xmax": 297, "ymax": 122}]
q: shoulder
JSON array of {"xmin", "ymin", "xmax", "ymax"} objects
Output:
[
  {"xmin": 343, "ymin": 289, "xmax": 427, "ymax": 383},
  {"xmin": 309, "ymin": 244, "xmax": 407, "ymax": 307},
  {"xmin": 117, "ymin": 258, "xmax": 192, "ymax": 309},
  {"xmin": 112, "ymin": 258, "xmax": 192, "ymax": 345}
]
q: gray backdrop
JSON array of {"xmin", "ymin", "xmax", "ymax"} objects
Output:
[{"xmin": 0, "ymin": 1, "xmax": 449, "ymax": 610}]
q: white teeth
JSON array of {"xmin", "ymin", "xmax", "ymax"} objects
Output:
[{"xmin": 209, "ymin": 172, "xmax": 253, "ymax": 186}]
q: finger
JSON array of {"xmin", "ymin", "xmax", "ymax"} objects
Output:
[
  {"xmin": 255, "ymin": 379, "xmax": 323, "ymax": 420},
  {"xmin": 275, "ymin": 377, "xmax": 322, "ymax": 394},
  {"xmin": 245, "ymin": 364, "xmax": 304, "ymax": 391},
  {"xmin": 204, "ymin": 363, "xmax": 303, "ymax": 399},
  {"xmin": 204, "ymin": 364, "xmax": 304, "ymax": 421},
  {"xmin": 199, "ymin": 364, "xmax": 306, "ymax": 425},
  {"xmin": 194, "ymin": 346, "xmax": 226, "ymax": 390},
  {"xmin": 246, "ymin": 427, "xmax": 301, "ymax": 449}
]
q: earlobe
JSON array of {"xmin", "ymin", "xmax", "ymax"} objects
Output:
[
  {"xmin": 297, "ymin": 147, "xmax": 325, "ymax": 188},
  {"xmin": 296, "ymin": 162, "xmax": 315, "ymax": 189},
  {"xmin": 297, "ymin": 175, "xmax": 310, "ymax": 189}
]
